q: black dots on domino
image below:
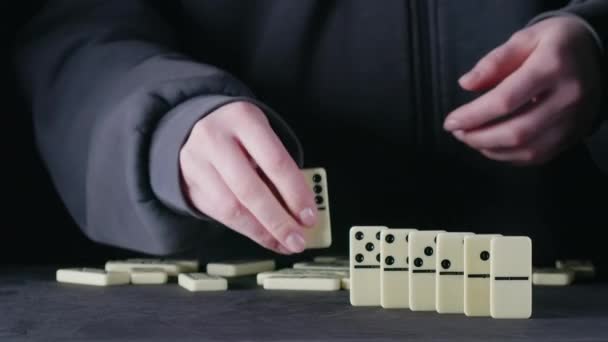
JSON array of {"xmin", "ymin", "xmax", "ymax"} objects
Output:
[
  {"xmin": 376, "ymin": 253, "xmax": 381, "ymax": 262},
  {"xmin": 355, "ymin": 231, "xmax": 364, "ymax": 240},
  {"xmin": 311, "ymin": 174, "xmax": 323, "ymax": 205},
  {"xmin": 385, "ymin": 256, "xmax": 395, "ymax": 265},
  {"xmin": 441, "ymin": 259, "xmax": 451, "ymax": 269},
  {"xmin": 424, "ymin": 246, "xmax": 433, "ymax": 256},
  {"xmin": 414, "ymin": 258, "xmax": 423, "ymax": 267},
  {"xmin": 480, "ymin": 250, "xmax": 490, "ymax": 261},
  {"xmin": 355, "ymin": 254, "xmax": 364, "ymax": 263},
  {"xmin": 376, "ymin": 232, "xmax": 381, "ymax": 240},
  {"xmin": 385, "ymin": 234, "xmax": 395, "ymax": 243},
  {"xmin": 365, "ymin": 242, "xmax": 375, "ymax": 252}
]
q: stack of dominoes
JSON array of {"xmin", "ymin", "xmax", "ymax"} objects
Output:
[{"xmin": 349, "ymin": 227, "xmax": 532, "ymax": 319}]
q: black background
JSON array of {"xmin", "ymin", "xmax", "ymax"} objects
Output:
[{"xmin": 4, "ymin": 2, "xmax": 608, "ymax": 275}]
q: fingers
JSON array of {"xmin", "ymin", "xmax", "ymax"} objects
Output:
[
  {"xmin": 234, "ymin": 104, "xmax": 318, "ymax": 227},
  {"xmin": 209, "ymin": 134, "xmax": 307, "ymax": 253},
  {"xmin": 478, "ymin": 119, "xmax": 570, "ymax": 165},
  {"xmin": 452, "ymin": 91, "xmax": 562, "ymax": 150},
  {"xmin": 445, "ymin": 53, "xmax": 553, "ymax": 132},
  {"xmin": 459, "ymin": 31, "xmax": 537, "ymax": 91},
  {"xmin": 180, "ymin": 156, "xmax": 290, "ymax": 255}
]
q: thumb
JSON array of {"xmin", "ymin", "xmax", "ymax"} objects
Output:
[{"xmin": 460, "ymin": 31, "xmax": 537, "ymax": 91}]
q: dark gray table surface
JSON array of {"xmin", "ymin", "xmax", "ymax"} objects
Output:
[{"xmin": 1, "ymin": 267, "xmax": 607, "ymax": 341}]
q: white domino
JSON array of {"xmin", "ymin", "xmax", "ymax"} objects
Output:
[
  {"xmin": 350, "ymin": 226, "xmax": 387, "ymax": 306},
  {"xmin": 256, "ymin": 268, "xmax": 348, "ymax": 286},
  {"xmin": 56, "ymin": 268, "xmax": 130, "ymax": 286},
  {"xmin": 435, "ymin": 232, "xmax": 474, "ymax": 313},
  {"xmin": 178, "ymin": 273, "xmax": 227, "ymax": 292},
  {"xmin": 302, "ymin": 168, "xmax": 332, "ymax": 248},
  {"xmin": 292, "ymin": 261, "xmax": 349, "ymax": 272},
  {"xmin": 126, "ymin": 259, "xmax": 199, "ymax": 273},
  {"xmin": 129, "ymin": 268, "xmax": 168, "ymax": 285},
  {"xmin": 380, "ymin": 228, "xmax": 418, "ymax": 308},
  {"xmin": 263, "ymin": 274, "xmax": 341, "ymax": 291},
  {"xmin": 105, "ymin": 259, "xmax": 183, "ymax": 276},
  {"xmin": 206, "ymin": 260, "xmax": 275, "ymax": 277},
  {"xmin": 490, "ymin": 236, "xmax": 532, "ymax": 319},
  {"xmin": 341, "ymin": 277, "xmax": 350, "ymax": 290},
  {"xmin": 313, "ymin": 256, "xmax": 347, "ymax": 263},
  {"xmin": 532, "ymin": 268, "xmax": 574, "ymax": 286},
  {"xmin": 409, "ymin": 230, "xmax": 445, "ymax": 311},
  {"xmin": 555, "ymin": 260, "xmax": 595, "ymax": 280},
  {"xmin": 464, "ymin": 234, "xmax": 501, "ymax": 317}
]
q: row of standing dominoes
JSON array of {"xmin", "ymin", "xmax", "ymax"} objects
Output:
[{"xmin": 349, "ymin": 226, "xmax": 532, "ymax": 319}]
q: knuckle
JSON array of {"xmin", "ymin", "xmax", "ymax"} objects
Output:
[
  {"xmin": 216, "ymin": 198, "xmax": 243, "ymax": 222},
  {"xmin": 496, "ymin": 93, "xmax": 518, "ymax": 113},
  {"xmin": 230, "ymin": 102, "xmax": 268, "ymax": 123},
  {"xmin": 477, "ymin": 57, "xmax": 500, "ymax": 76},
  {"xmin": 510, "ymin": 30, "xmax": 533, "ymax": 45},
  {"xmin": 179, "ymin": 145, "xmax": 194, "ymax": 167},
  {"xmin": 236, "ymin": 178, "xmax": 264, "ymax": 204},
  {"xmin": 191, "ymin": 119, "xmax": 220, "ymax": 141},
  {"xmin": 541, "ymin": 55, "xmax": 564, "ymax": 75},
  {"xmin": 258, "ymin": 234, "xmax": 279, "ymax": 249},
  {"xmin": 505, "ymin": 129, "xmax": 529, "ymax": 147},
  {"xmin": 267, "ymin": 151, "xmax": 294, "ymax": 176},
  {"xmin": 266, "ymin": 219, "xmax": 292, "ymax": 238},
  {"xmin": 229, "ymin": 101, "xmax": 262, "ymax": 115}
]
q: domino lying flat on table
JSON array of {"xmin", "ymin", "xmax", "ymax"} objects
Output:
[
  {"xmin": 129, "ymin": 268, "xmax": 168, "ymax": 285},
  {"xmin": 436, "ymin": 232, "xmax": 474, "ymax": 314},
  {"xmin": 126, "ymin": 259, "xmax": 199, "ymax": 273},
  {"xmin": 350, "ymin": 226, "xmax": 388, "ymax": 306},
  {"xmin": 178, "ymin": 273, "xmax": 228, "ymax": 292},
  {"xmin": 408, "ymin": 230, "xmax": 445, "ymax": 311},
  {"xmin": 257, "ymin": 268, "xmax": 349, "ymax": 286},
  {"xmin": 556, "ymin": 260, "xmax": 596, "ymax": 280},
  {"xmin": 301, "ymin": 168, "xmax": 332, "ymax": 249},
  {"xmin": 57, "ymin": 268, "xmax": 130, "ymax": 286},
  {"xmin": 490, "ymin": 236, "xmax": 532, "ymax": 319},
  {"xmin": 532, "ymin": 268, "xmax": 574, "ymax": 286},
  {"xmin": 207, "ymin": 260, "xmax": 275, "ymax": 277},
  {"xmin": 292, "ymin": 261, "xmax": 349, "ymax": 272},
  {"xmin": 105, "ymin": 259, "xmax": 184, "ymax": 276},
  {"xmin": 380, "ymin": 228, "xmax": 417, "ymax": 309},
  {"xmin": 263, "ymin": 274, "xmax": 342, "ymax": 291}
]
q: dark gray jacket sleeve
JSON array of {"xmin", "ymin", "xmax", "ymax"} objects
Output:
[
  {"xmin": 529, "ymin": 0, "xmax": 608, "ymax": 127},
  {"xmin": 14, "ymin": 1, "xmax": 302, "ymax": 255}
]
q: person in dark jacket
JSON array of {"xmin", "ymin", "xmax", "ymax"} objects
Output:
[{"xmin": 14, "ymin": 1, "xmax": 608, "ymax": 269}]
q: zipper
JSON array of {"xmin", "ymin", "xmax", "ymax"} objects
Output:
[
  {"xmin": 408, "ymin": 0, "xmax": 434, "ymax": 157},
  {"xmin": 407, "ymin": 0, "xmax": 437, "ymax": 227}
]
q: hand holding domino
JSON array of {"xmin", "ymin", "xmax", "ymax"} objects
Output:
[{"xmin": 179, "ymin": 101, "xmax": 325, "ymax": 255}]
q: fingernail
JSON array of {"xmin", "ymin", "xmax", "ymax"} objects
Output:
[
  {"xmin": 444, "ymin": 118, "xmax": 461, "ymax": 131},
  {"xmin": 453, "ymin": 130, "xmax": 465, "ymax": 140},
  {"xmin": 299, "ymin": 208, "xmax": 317, "ymax": 227},
  {"xmin": 285, "ymin": 233, "xmax": 306, "ymax": 253}
]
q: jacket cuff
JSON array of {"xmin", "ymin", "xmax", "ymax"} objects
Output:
[
  {"xmin": 149, "ymin": 95, "xmax": 303, "ymax": 218},
  {"xmin": 527, "ymin": 11, "xmax": 604, "ymax": 54}
]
